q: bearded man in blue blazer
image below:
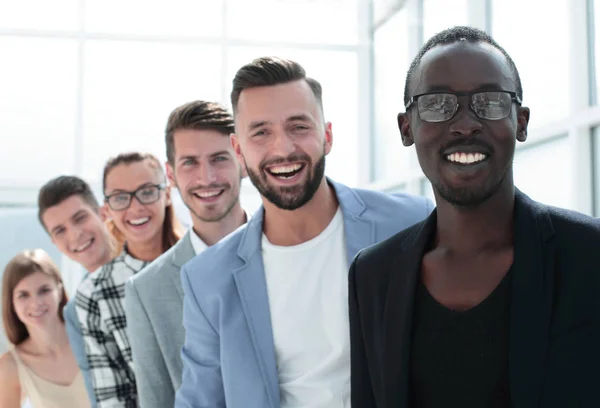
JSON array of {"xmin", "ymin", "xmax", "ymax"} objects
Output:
[{"xmin": 175, "ymin": 56, "xmax": 433, "ymax": 408}]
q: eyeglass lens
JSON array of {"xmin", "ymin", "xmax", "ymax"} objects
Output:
[
  {"xmin": 107, "ymin": 185, "xmax": 161, "ymax": 210},
  {"xmin": 417, "ymin": 91, "xmax": 513, "ymax": 122}
]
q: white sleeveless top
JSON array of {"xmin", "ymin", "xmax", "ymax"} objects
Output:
[{"xmin": 9, "ymin": 347, "xmax": 91, "ymax": 408}]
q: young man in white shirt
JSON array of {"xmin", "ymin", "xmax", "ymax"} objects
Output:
[
  {"xmin": 175, "ymin": 57, "xmax": 434, "ymax": 408},
  {"xmin": 124, "ymin": 101, "xmax": 248, "ymax": 408}
]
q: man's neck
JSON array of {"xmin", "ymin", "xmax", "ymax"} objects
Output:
[
  {"xmin": 85, "ymin": 251, "xmax": 113, "ymax": 273},
  {"xmin": 192, "ymin": 203, "xmax": 247, "ymax": 246},
  {"xmin": 262, "ymin": 178, "xmax": 339, "ymax": 247},
  {"xmin": 434, "ymin": 184, "xmax": 515, "ymax": 254}
]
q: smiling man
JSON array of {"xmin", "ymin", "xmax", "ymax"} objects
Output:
[
  {"xmin": 174, "ymin": 57, "xmax": 433, "ymax": 408},
  {"xmin": 349, "ymin": 26, "xmax": 600, "ymax": 408},
  {"xmin": 124, "ymin": 101, "xmax": 248, "ymax": 408},
  {"xmin": 38, "ymin": 175, "xmax": 118, "ymax": 408}
]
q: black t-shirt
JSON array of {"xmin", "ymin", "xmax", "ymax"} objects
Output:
[{"xmin": 409, "ymin": 269, "xmax": 512, "ymax": 408}]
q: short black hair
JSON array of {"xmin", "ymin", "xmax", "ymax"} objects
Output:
[
  {"xmin": 404, "ymin": 26, "xmax": 522, "ymax": 106},
  {"xmin": 230, "ymin": 56, "xmax": 323, "ymax": 114},
  {"xmin": 38, "ymin": 176, "xmax": 99, "ymax": 231}
]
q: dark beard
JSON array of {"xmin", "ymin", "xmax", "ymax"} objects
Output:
[{"xmin": 246, "ymin": 155, "xmax": 326, "ymax": 210}]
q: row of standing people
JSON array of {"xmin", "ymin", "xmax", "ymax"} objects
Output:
[{"xmin": 2, "ymin": 24, "xmax": 600, "ymax": 408}]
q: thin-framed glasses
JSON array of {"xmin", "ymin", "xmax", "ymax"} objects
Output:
[
  {"xmin": 405, "ymin": 90, "xmax": 522, "ymax": 123},
  {"xmin": 104, "ymin": 183, "xmax": 166, "ymax": 211}
]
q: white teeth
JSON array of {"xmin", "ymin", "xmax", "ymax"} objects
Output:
[
  {"xmin": 30, "ymin": 310, "xmax": 47, "ymax": 318},
  {"xmin": 195, "ymin": 190, "xmax": 222, "ymax": 198},
  {"xmin": 129, "ymin": 217, "xmax": 150, "ymax": 226},
  {"xmin": 446, "ymin": 152, "xmax": 487, "ymax": 164},
  {"xmin": 74, "ymin": 240, "xmax": 93, "ymax": 253},
  {"xmin": 269, "ymin": 163, "xmax": 302, "ymax": 174}
]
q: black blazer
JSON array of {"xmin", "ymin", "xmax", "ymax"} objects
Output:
[{"xmin": 349, "ymin": 190, "xmax": 600, "ymax": 408}]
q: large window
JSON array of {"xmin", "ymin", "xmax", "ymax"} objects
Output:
[
  {"xmin": 0, "ymin": 0, "xmax": 79, "ymax": 31},
  {"xmin": 85, "ymin": 0, "xmax": 223, "ymax": 36},
  {"xmin": 373, "ymin": 7, "xmax": 414, "ymax": 181},
  {"xmin": 0, "ymin": 37, "xmax": 79, "ymax": 185},
  {"xmin": 423, "ymin": 0, "xmax": 468, "ymax": 40},
  {"xmin": 492, "ymin": 0, "xmax": 570, "ymax": 128},
  {"xmin": 227, "ymin": 0, "xmax": 359, "ymax": 45},
  {"xmin": 81, "ymin": 41, "xmax": 223, "ymax": 184},
  {"xmin": 513, "ymin": 137, "xmax": 573, "ymax": 209},
  {"xmin": 592, "ymin": 0, "xmax": 600, "ymax": 105}
]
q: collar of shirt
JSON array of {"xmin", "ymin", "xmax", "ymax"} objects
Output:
[
  {"xmin": 189, "ymin": 209, "xmax": 251, "ymax": 255},
  {"xmin": 190, "ymin": 228, "xmax": 208, "ymax": 255}
]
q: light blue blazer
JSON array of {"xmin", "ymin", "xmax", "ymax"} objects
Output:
[{"xmin": 175, "ymin": 180, "xmax": 433, "ymax": 408}]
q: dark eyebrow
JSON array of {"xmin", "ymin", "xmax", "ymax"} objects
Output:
[
  {"xmin": 107, "ymin": 182, "xmax": 155, "ymax": 195},
  {"xmin": 178, "ymin": 155, "xmax": 198, "ymax": 163},
  {"xmin": 210, "ymin": 150, "xmax": 231, "ymax": 158},
  {"xmin": 286, "ymin": 114, "xmax": 312, "ymax": 123},
  {"xmin": 422, "ymin": 83, "xmax": 507, "ymax": 94},
  {"xmin": 248, "ymin": 120, "xmax": 271, "ymax": 131},
  {"xmin": 71, "ymin": 209, "xmax": 87, "ymax": 220}
]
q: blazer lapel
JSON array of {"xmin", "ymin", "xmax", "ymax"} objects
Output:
[
  {"xmin": 509, "ymin": 190, "xmax": 555, "ymax": 406},
  {"xmin": 382, "ymin": 212, "xmax": 437, "ymax": 408},
  {"xmin": 333, "ymin": 181, "xmax": 374, "ymax": 263},
  {"xmin": 169, "ymin": 232, "xmax": 195, "ymax": 300},
  {"xmin": 232, "ymin": 209, "xmax": 280, "ymax": 408}
]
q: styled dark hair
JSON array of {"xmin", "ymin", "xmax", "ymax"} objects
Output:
[
  {"xmin": 38, "ymin": 176, "xmax": 99, "ymax": 231},
  {"xmin": 230, "ymin": 56, "xmax": 323, "ymax": 113},
  {"xmin": 404, "ymin": 26, "xmax": 523, "ymax": 105},
  {"xmin": 165, "ymin": 100, "xmax": 235, "ymax": 165},
  {"xmin": 2, "ymin": 249, "xmax": 68, "ymax": 345},
  {"xmin": 102, "ymin": 152, "xmax": 184, "ymax": 252}
]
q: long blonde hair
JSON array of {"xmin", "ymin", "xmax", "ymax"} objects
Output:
[{"xmin": 2, "ymin": 249, "xmax": 68, "ymax": 345}]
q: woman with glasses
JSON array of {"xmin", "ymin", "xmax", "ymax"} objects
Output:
[
  {"xmin": 0, "ymin": 249, "xmax": 91, "ymax": 408},
  {"xmin": 74, "ymin": 152, "xmax": 184, "ymax": 408}
]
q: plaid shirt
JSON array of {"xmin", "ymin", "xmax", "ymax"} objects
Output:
[{"xmin": 76, "ymin": 249, "xmax": 149, "ymax": 408}]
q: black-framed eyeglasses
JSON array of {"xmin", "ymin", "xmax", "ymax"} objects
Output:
[
  {"xmin": 405, "ymin": 90, "xmax": 522, "ymax": 123},
  {"xmin": 104, "ymin": 183, "xmax": 166, "ymax": 211}
]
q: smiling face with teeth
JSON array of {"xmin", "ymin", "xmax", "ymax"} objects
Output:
[
  {"xmin": 167, "ymin": 128, "xmax": 243, "ymax": 224},
  {"xmin": 42, "ymin": 195, "xmax": 114, "ymax": 273},
  {"xmin": 232, "ymin": 80, "xmax": 332, "ymax": 210},
  {"xmin": 104, "ymin": 159, "xmax": 171, "ymax": 256},
  {"xmin": 399, "ymin": 41, "xmax": 529, "ymax": 208}
]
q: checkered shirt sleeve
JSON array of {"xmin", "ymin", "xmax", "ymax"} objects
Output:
[{"xmin": 75, "ymin": 252, "xmax": 148, "ymax": 408}]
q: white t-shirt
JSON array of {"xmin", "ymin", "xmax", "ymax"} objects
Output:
[{"xmin": 261, "ymin": 207, "xmax": 350, "ymax": 408}]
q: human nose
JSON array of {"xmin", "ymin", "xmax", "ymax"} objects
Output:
[
  {"xmin": 197, "ymin": 162, "xmax": 217, "ymax": 184},
  {"xmin": 270, "ymin": 129, "xmax": 296, "ymax": 156},
  {"xmin": 448, "ymin": 101, "xmax": 483, "ymax": 137}
]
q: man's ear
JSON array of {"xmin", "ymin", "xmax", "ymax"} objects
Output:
[
  {"xmin": 165, "ymin": 161, "xmax": 177, "ymax": 188},
  {"xmin": 516, "ymin": 107, "xmax": 530, "ymax": 142},
  {"xmin": 398, "ymin": 112, "xmax": 415, "ymax": 146},
  {"xmin": 231, "ymin": 133, "xmax": 246, "ymax": 169}
]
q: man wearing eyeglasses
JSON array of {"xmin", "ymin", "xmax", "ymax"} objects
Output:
[{"xmin": 349, "ymin": 26, "xmax": 600, "ymax": 408}]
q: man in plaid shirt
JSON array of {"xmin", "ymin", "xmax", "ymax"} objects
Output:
[{"xmin": 76, "ymin": 250, "xmax": 149, "ymax": 408}]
